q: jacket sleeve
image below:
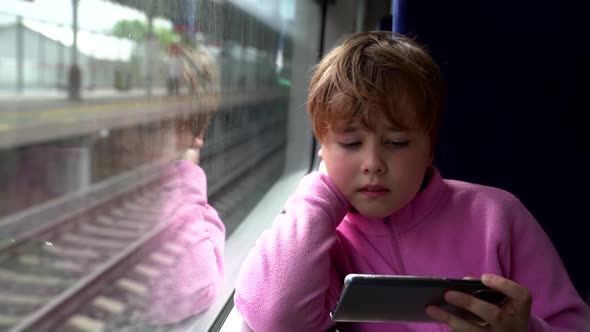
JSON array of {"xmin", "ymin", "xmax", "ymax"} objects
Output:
[
  {"xmin": 234, "ymin": 171, "xmax": 350, "ymax": 332},
  {"xmin": 147, "ymin": 160, "xmax": 225, "ymax": 324},
  {"xmin": 505, "ymin": 198, "xmax": 590, "ymax": 331}
]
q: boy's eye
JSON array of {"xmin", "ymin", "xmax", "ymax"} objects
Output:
[
  {"xmin": 339, "ymin": 142, "xmax": 361, "ymax": 149},
  {"xmin": 385, "ymin": 140, "xmax": 410, "ymax": 148}
]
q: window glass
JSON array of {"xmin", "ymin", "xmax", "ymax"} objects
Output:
[{"xmin": 0, "ymin": 0, "xmax": 300, "ymax": 330}]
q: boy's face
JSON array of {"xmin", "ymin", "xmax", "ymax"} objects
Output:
[{"xmin": 320, "ymin": 115, "xmax": 433, "ymax": 219}]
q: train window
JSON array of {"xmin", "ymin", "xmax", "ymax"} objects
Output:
[{"xmin": 0, "ymin": 0, "xmax": 311, "ymax": 331}]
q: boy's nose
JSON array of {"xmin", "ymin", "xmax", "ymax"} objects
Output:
[
  {"xmin": 361, "ymin": 149, "xmax": 386, "ymax": 175},
  {"xmin": 362, "ymin": 164, "xmax": 385, "ymax": 175}
]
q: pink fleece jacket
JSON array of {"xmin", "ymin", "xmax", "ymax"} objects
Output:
[
  {"xmin": 235, "ymin": 168, "xmax": 590, "ymax": 331},
  {"xmin": 147, "ymin": 160, "xmax": 225, "ymax": 324}
]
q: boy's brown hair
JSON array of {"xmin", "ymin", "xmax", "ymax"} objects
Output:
[
  {"xmin": 175, "ymin": 45, "xmax": 221, "ymax": 140},
  {"xmin": 307, "ymin": 31, "xmax": 445, "ymax": 148}
]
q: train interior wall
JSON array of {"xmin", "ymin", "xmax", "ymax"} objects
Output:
[{"xmin": 395, "ymin": 0, "xmax": 590, "ymax": 300}]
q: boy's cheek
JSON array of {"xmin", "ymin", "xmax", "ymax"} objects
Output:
[{"xmin": 331, "ymin": 177, "xmax": 355, "ymax": 202}]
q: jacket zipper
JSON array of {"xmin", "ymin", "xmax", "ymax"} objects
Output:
[
  {"xmin": 384, "ymin": 219, "xmax": 444, "ymax": 332},
  {"xmin": 384, "ymin": 217, "xmax": 407, "ymax": 275}
]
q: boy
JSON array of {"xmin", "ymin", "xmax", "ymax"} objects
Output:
[{"xmin": 234, "ymin": 32, "xmax": 590, "ymax": 331}]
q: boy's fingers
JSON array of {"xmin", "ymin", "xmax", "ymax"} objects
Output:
[
  {"xmin": 425, "ymin": 305, "xmax": 448, "ymax": 322},
  {"xmin": 181, "ymin": 148, "xmax": 199, "ymax": 164},
  {"xmin": 481, "ymin": 274, "xmax": 531, "ymax": 313},
  {"xmin": 444, "ymin": 291, "xmax": 502, "ymax": 328},
  {"xmin": 426, "ymin": 305, "xmax": 486, "ymax": 332}
]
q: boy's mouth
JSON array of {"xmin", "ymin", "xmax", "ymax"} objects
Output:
[
  {"xmin": 359, "ymin": 184, "xmax": 389, "ymax": 191},
  {"xmin": 358, "ymin": 184, "xmax": 390, "ymax": 196},
  {"xmin": 358, "ymin": 184, "xmax": 390, "ymax": 198}
]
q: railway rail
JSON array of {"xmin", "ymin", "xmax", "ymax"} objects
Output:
[
  {"xmin": 0, "ymin": 95, "xmax": 288, "ymax": 332},
  {"xmin": 1, "ymin": 147, "xmax": 283, "ymax": 332}
]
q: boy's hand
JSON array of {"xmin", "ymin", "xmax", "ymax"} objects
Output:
[
  {"xmin": 425, "ymin": 274, "xmax": 531, "ymax": 331},
  {"xmin": 181, "ymin": 148, "xmax": 200, "ymax": 164},
  {"xmin": 180, "ymin": 135, "xmax": 204, "ymax": 165}
]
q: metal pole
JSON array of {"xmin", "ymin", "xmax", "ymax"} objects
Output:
[
  {"xmin": 16, "ymin": 16, "xmax": 24, "ymax": 93},
  {"xmin": 38, "ymin": 27, "xmax": 45, "ymax": 88},
  {"xmin": 89, "ymin": 32, "xmax": 95, "ymax": 89},
  {"xmin": 59, "ymin": 33, "xmax": 65, "ymax": 87},
  {"xmin": 72, "ymin": 0, "xmax": 79, "ymax": 67},
  {"xmin": 145, "ymin": 14, "xmax": 154, "ymax": 97},
  {"xmin": 68, "ymin": 0, "xmax": 81, "ymax": 100}
]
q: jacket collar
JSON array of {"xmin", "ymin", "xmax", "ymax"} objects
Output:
[{"xmin": 343, "ymin": 167, "xmax": 448, "ymax": 235}]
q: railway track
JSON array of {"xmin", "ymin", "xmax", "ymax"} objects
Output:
[
  {"xmin": 0, "ymin": 147, "xmax": 283, "ymax": 332},
  {"xmin": 0, "ymin": 95, "xmax": 287, "ymax": 331},
  {"xmin": 0, "ymin": 186, "xmax": 161, "ymax": 330},
  {"xmin": 54, "ymin": 153, "xmax": 283, "ymax": 332}
]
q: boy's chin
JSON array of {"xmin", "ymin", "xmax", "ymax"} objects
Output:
[{"xmin": 351, "ymin": 205, "xmax": 396, "ymax": 219}]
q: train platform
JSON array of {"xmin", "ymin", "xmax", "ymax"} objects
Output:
[{"xmin": 0, "ymin": 88, "xmax": 287, "ymax": 149}]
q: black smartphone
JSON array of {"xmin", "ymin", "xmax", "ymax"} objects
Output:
[{"xmin": 330, "ymin": 274, "xmax": 508, "ymax": 324}]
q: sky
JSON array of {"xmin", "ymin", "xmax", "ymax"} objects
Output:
[
  {"xmin": 1, "ymin": 0, "xmax": 171, "ymax": 32},
  {"xmin": 1, "ymin": 0, "xmax": 294, "ymax": 33}
]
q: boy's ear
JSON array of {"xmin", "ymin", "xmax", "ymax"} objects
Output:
[{"xmin": 193, "ymin": 133, "xmax": 205, "ymax": 149}]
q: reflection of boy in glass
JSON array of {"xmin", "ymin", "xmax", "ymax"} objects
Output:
[
  {"xmin": 147, "ymin": 45, "xmax": 224, "ymax": 325},
  {"xmin": 147, "ymin": 117, "xmax": 223, "ymax": 324}
]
